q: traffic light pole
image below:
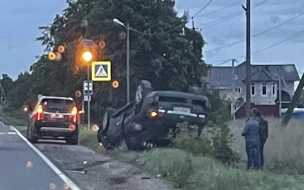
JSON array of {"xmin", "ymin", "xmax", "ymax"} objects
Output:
[
  {"xmin": 126, "ymin": 23, "xmax": 130, "ymax": 103},
  {"xmin": 87, "ymin": 63, "xmax": 91, "ymax": 130}
]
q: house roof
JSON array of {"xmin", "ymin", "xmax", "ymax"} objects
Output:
[{"xmin": 205, "ymin": 62, "xmax": 300, "ymax": 88}]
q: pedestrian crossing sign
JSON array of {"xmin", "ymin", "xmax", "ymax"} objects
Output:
[{"xmin": 91, "ymin": 61, "xmax": 111, "ymax": 81}]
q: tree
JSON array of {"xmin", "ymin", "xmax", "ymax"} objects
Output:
[{"xmin": 12, "ymin": 0, "xmax": 208, "ymax": 122}]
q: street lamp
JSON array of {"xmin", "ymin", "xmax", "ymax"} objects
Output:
[
  {"xmin": 113, "ymin": 18, "xmax": 130, "ymax": 103},
  {"xmin": 82, "ymin": 50, "xmax": 93, "ymax": 129}
]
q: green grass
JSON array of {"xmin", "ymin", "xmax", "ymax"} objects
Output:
[
  {"xmin": 229, "ymin": 117, "xmax": 304, "ymax": 175},
  {"xmin": 78, "ymin": 127, "xmax": 304, "ymax": 190},
  {"xmin": 0, "ymin": 106, "xmax": 27, "ymax": 126}
]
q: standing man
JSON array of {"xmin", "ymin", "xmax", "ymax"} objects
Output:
[
  {"xmin": 242, "ymin": 110, "xmax": 261, "ymax": 170},
  {"xmin": 252, "ymin": 108, "xmax": 268, "ymax": 169}
]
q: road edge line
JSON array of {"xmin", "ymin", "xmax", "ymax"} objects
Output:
[{"xmin": 11, "ymin": 126, "xmax": 81, "ymax": 190}]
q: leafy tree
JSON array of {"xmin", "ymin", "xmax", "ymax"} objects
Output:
[{"xmin": 8, "ymin": 0, "xmax": 209, "ymax": 123}]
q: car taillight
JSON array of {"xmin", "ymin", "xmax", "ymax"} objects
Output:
[
  {"xmin": 36, "ymin": 105, "xmax": 43, "ymax": 120},
  {"xmin": 71, "ymin": 107, "xmax": 78, "ymax": 122}
]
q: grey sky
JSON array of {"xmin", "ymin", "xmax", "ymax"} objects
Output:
[{"xmin": 1, "ymin": 0, "xmax": 304, "ymax": 80}]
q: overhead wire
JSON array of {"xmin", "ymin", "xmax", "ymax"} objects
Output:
[
  {"xmin": 205, "ymin": 10, "xmax": 304, "ymax": 53},
  {"xmin": 211, "ymin": 28, "xmax": 304, "ymax": 65},
  {"xmin": 199, "ymin": 0, "xmax": 270, "ymax": 29},
  {"xmin": 192, "ymin": 0, "xmax": 215, "ymax": 18},
  {"xmin": 192, "ymin": 0, "xmax": 214, "ymax": 29},
  {"xmin": 197, "ymin": 1, "xmax": 240, "ymax": 17}
]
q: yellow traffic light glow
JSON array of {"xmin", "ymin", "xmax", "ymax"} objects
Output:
[
  {"xmin": 48, "ymin": 52, "xmax": 56, "ymax": 60},
  {"xmin": 82, "ymin": 51, "xmax": 93, "ymax": 62}
]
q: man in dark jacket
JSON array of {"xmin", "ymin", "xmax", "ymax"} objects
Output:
[
  {"xmin": 252, "ymin": 108, "xmax": 268, "ymax": 169},
  {"xmin": 242, "ymin": 110, "xmax": 261, "ymax": 170}
]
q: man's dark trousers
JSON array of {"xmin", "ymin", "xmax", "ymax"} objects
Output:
[{"xmin": 260, "ymin": 141, "xmax": 265, "ymax": 168}]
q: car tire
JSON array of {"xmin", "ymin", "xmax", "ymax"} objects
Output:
[
  {"xmin": 26, "ymin": 125, "xmax": 38, "ymax": 143},
  {"xmin": 66, "ymin": 135, "xmax": 78, "ymax": 145},
  {"xmin": 135, "ymin": 80, "xmax": 152, "ymax": 114},
  {"xmin": 98, "ymin": 108, "xmax": 117, "ymax": 141}
]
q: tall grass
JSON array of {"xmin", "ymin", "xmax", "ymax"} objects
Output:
[
  {"xmin": 229, "ymin": 117, "xmax": 304, "ymax": 174},
  {"xmin": 79, "ymin": 127, "xmax": 304, "ymax": 189}
]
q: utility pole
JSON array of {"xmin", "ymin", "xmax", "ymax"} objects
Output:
[
  {"xmin": 231, "ymin": 59, "xmax": 236, "ymax": 119},
  {"xmin": 278, "ymin": 67, "xmax": 282, "ymax": 117},
  {"xmin": 243, "ymin": 0, "xmax": 251, "ymax": 116},
  {"xmin": 281, "ymin": 73, "xmax": 304, "ymax": 126}
]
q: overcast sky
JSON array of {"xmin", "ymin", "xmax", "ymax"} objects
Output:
[{"xmin": 1, "ymin": 0, "xmax": 304, "ymax": 80}]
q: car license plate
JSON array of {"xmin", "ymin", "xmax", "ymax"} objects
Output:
[
  {"xmin": 173, "ymin": 107, "xmax": 190, "ymax": 113},
  {"xmin": 50, "ymin": 114, "xmax": 64, "ymax": 119}
]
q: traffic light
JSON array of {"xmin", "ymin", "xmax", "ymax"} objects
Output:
[{"xmin": 112, "ymin": 80, "xmax": 119, "ymax": 88}]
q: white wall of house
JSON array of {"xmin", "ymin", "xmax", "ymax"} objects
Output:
[{"xmin": 218, "ymin": 81, "xmax": 294, "ymax": 105}]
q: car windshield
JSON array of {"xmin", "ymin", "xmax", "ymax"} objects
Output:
[{"xmin": 41, "ymin": 98, "xmax": 74, "ymax": 112}]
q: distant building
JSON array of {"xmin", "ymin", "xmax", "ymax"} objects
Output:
[{"xmin": 204, "ymin": 62, "xmax": 300, "ymax": 118}]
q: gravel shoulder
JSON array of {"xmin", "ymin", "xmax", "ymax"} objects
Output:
[{"xmin": 35, "ymin": 142, "xmax": 177, "ymax": 190}]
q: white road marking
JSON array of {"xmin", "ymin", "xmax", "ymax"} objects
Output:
[
  {"xmin": 10, "ymin": 126, "xmax": 81, "ymax": 190},
  {"xmin": 7, "ymin": 132, "xmax": 17, "ymax": 135},
  {"xmin": 9, "ymin": 126, "xmax": 15, "ymax": 130},
  {"xmin": 0, "ymin": 132, "xmax": 6, "ymax": 135},
  {"xmin": 0, "ymin": 121, "xmax": 4, "ymax": 126}
]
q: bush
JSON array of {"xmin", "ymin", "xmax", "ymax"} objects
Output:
[
  {"xmin": 173, "ymin": 87, "xmax": 240, "ymax": 165},
  {"xmin": 136, "ymin": 148, "xmax": 304, "ymax": 190},
  {"xmin": 174, "ymin": 123, "xmax": 240, "ymax": 166}
]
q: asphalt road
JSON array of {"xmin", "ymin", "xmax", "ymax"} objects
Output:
[{"xmin": 0, "ymin": 122, "xmax": 80, "ymax": 190}]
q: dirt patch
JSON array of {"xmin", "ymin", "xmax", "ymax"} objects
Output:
[{"xmin": 35, "ymin": 142, "xmax": 178, "ymax": 190}]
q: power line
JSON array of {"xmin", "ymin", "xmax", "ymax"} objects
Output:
[
  {"xmin": 197, "ymin": 1, "xmax": 241, "ymax": 17},
  {"xmin": 210, "ymin": 28, "xmax": 304, "ymax": 64},
  {"xmin": 198, "ymin": 0, "xmax": 271, "ymax": 29},
  {"xmin": 205, "ymin": 10, "xmax": 304, "ymax": 52},
  {"xmin": 253, "ymin": 29, "xmax": 304, "ymax": 54},
  {"xmin": 201, "ymin": 12, "xmax": 240, "ymax": 27},
  {"xmin": 192, "ymin": 0, "xmax": 215, "ymax": 18},
  {"xmin": 254, "ymin": 0, "xmax": 270, "ymax": 7},
  {"xmin": 192, "ymin": 0, "xmax": 214, "ymax": 29}
]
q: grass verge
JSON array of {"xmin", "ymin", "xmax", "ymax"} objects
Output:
[
  {"xmin": 0, "ymin": 106, "xmax": 27, "ymax": 126},
  {"xmin": 79, "ymin": 127, "xmax": 304, "ymax": 190}
]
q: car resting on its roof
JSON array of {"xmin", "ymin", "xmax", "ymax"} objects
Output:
[{"xmin": 97, "ymin": 80, "xmax": 210, "ymax": 150}]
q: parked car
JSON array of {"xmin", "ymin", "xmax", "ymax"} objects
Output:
[
  {"xmin": 281, "ymin": 108, "xmax": 304, "ymax": 119},
  {"xmin": 97, "ymin": 80, "xmax": 210, "ymax": 150},
  {"xmin": 26, "ymin": 96, "xmax": 79, "ymax": 144}
]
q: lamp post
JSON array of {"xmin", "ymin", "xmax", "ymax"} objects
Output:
[
  {"xmin": 82, "ymin": 50, "xmax": 93, "ymax": 129},
  {"xmin": 113, "ymin": 18, "xmax": 130, "ymax": 103}
]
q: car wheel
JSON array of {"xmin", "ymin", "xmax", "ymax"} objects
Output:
[
  {"xmin": 135, "ymin": 80, "xmax": 152, "ymax": 114},
  {"xmin": 27, "ymin": 125, "xmax": 38, "ymax": 143},
  {"xmin": 98, "ymin": 108, "xmax": 117, "ymax": 139},
  {"xmin": 66, "ymin": 135, "xmax": 78, "ymax": 145}
]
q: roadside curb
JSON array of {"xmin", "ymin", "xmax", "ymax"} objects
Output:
[{"xmin": 11, "ymin": 126, "xmax": 82, "ymax": 190}]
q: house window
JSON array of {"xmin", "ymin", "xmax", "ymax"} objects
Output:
[
  {"xmin": 251, "ymin": 83, "xmax": 255, "ymax": 96},
  {"xmin": 262, "ymin": 83, "xmax": 267, "ymax": 95},
  {"xmin": 272, "ymin": 83, "xmax": 276, "ymax": 95}
]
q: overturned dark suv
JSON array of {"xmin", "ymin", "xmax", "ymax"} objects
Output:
[{"xmin": 97, "ymin": 80, "xmax": 210, "ymax": 150}]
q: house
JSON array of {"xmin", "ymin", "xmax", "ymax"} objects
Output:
[{"xmin": 204, "ymin": 62, "xmax": 300, "ymax": 118}]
